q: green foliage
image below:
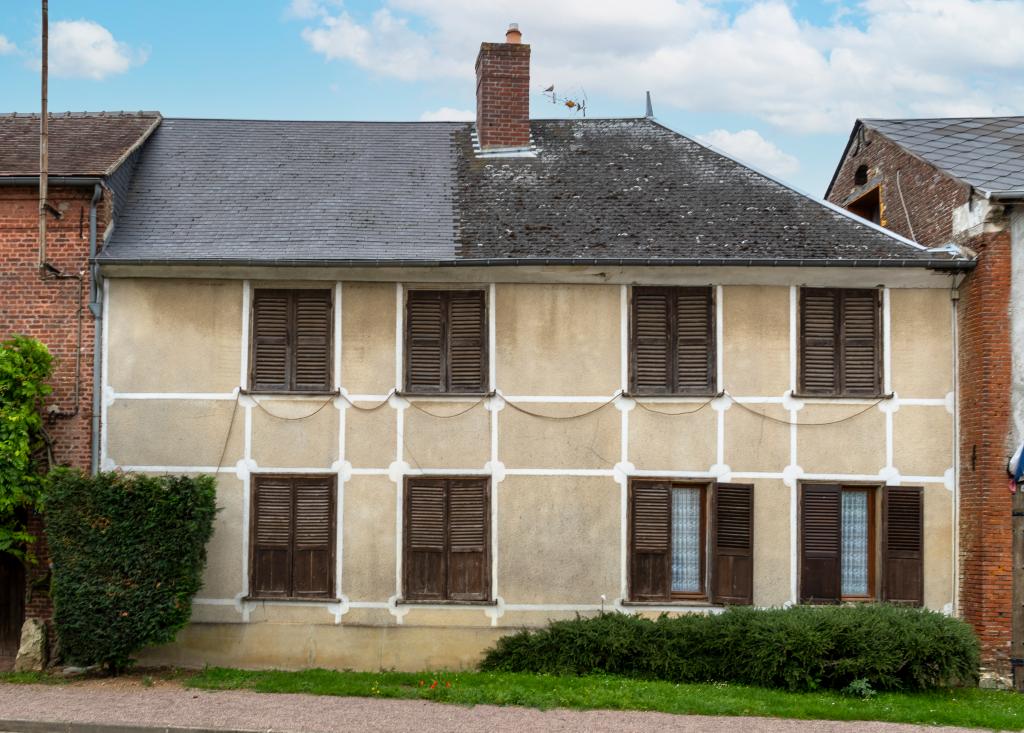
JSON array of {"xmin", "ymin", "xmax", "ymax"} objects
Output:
[
  {"xmin": 185, "ymin": 667, "xmax": 1024, "ymax": 730},
  {"xmin": 0, "ymin": 336, "xmax": 53, "ymax": 563},
  {"xmin": 45, "ymin": 469, "xmax": 217, "ymax": 672},
  {"xmin": 480, "ymin": 605, "xmax": 980, "ymax": 692}
]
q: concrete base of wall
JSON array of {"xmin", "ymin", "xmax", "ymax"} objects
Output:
[{"xmin": 137, "ymin": 622, "xmax": 514, "ymax": 671}]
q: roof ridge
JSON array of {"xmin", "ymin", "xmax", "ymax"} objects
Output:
[
  {"xmin": 862, "ymin": 114, "xmax": 1024, "ymax": 124},
  {"xmin": 0, "ymin": 111, "xmax": 161, "ymax": 118}
]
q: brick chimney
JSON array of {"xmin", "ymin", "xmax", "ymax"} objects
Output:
[{"xmin": 475, "ymin": 24, "xmax": 531, "ymax": 150}]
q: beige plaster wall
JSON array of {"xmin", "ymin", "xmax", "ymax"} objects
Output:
[
  {"xmin": 893, "ymin": 406, "xmax": 954, "ymax": 478},
  {"xmin": 797, "ymin": 404, "xmax": 887, "ymax": 475},
  {"xmin": 342, "ymin": 282, "xmax": 396, "ymax": 395},
  {"xmin": 403, "ymin": 402, "xmax": 490, "ymax": 469},
  {"xmin": 629, "ymin": 405, "xmax": 717, "ymax": 471},
  {"xmin": 890, "ymin": 288, "xmax": 953, "ymax": 398},
  {"xmin": 751, "ymin": 479, "xmax": 792, "ymax": 606},
  {"xmin": 495, "ymin": 283, "xmax": 619, "ymax": 395},
  {"xmin": 108, "ymin": 279, "xmax": 242, "ymax": 394},
  {"xmin": 250, "ymin": 399, "xmax": 339, "ymax": 469},
  {"xmin": 107, "ymin": 399, "xmax": 244, "ymax": 467},
  {"xmin": 500, "ymin": 403, "xmax": 620, "ymax": 469},
  {"xmin": 342, "ymin": 475, "xmax": 397, "ymax": 601},
  {"xmin": 200, "ymin": 474, "xmax": 246, "ymax": 601},
  {"xmin": 722, "ymin": 286, "xmax": 790, "ymax": 396},
  {"xmin": 497, "ymin": 476, "xmax": 619, "ymax": 604}
]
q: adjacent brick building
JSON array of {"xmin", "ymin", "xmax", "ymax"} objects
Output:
[
  {"xmin": 0, "ymin": 112, "xmax": 160, "ymax": 667},
  {"xmin": 827, "ymin": 116, "xmax": 1024, "ymax": 685}
]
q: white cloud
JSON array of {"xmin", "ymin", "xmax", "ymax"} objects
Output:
[
  {"xmin": 49, "ymin": 20, "xmax": 146, "ymax": 80},
  {"xmin": 419, "ymin": 107, "xmax": 475, "ymax": 121},
  {"xmin": 293, "ymin": 0, "xmax": 1024, "ymax": 133},
  {"xmin": 697, "ymin": 129, "xmax": 800, "ymax": 178},
  {"xmin": 0, "ymin": 35, "xmax": 16, "ymax": 55},
  {"xmin": 286, "ymin": 0, "xmax": 342, "ymax": 20}
]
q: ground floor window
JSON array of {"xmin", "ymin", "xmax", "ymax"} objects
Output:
[
  {"xmin": 403, "ymin": 477, "xmax": 490, "ymax": 602},
  {"xmin": 800, "ymin": 483, "xmax": 922, "ymax": 605},
  {"xmin": 629, "ymin": 480, "xmax": 753, "ymax": 604},
  {"xmin": 250, "ymin": 474, "xmax": 336, "ymax": 600}
]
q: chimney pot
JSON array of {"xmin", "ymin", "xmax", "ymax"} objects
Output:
[
  {"xmin": 475, "ymin": 24, "xmax": 531, "ymax": 150},
  {"xmin": 505, "ymin": 23, "xmax": 522, "ymax": 44}
]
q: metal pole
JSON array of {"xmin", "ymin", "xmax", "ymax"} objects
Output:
[{"xmin": 38, "ymin": 0, "xmax": 48, "ymax": 272}]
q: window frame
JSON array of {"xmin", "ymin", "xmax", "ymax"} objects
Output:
[
  {"xmin": 249, "ymin": 287, "xmax": 334, "ymax": 395},
  {"xmin": 401, "ymin": 475, "xmax": 492, "ymax": 604},
  {"xmin": 627, "ymin": 479, "xmax": 710, "ymax": 603},
  {"xmin": 798, "ymin": 481, "xmax": 879, "ymax": 604},
  {"xmin": 797, "ymin": 287, "xmax": 883, "ymax": 399},
  {"xmin": 248, "ymin": 473, "xmax": 338, "ymax": 602},
  {"xmin": 403, "ymin": 288, "xmax": 489, "ymax": 396},
  {"xmin": 628, "ymin": 285, "xmax": 716, "ymax": 397}
]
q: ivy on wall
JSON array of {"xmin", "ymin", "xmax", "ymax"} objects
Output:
[{"xmin": 0, "ymin": 336, "xmax": 53, "ymax": 563}]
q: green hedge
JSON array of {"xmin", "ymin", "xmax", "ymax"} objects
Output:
[
  {"xmin": 45, "ymin": 470, "xmax": 217, "ymax": 672},
  {"xmin": 480, "ymin": 605, "xmax": 979, "ymax": 692}
]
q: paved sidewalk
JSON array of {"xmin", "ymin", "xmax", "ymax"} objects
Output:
[{"xmin": 0, "ymin": 684, "xmax": 981, "ymax": 733}]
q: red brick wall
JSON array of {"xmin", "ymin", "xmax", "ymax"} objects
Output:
[
  {"xmin": 958, "ymin": 229, "xmax": 1014, "ymax": 676},
  {"xmin": 0, "ymin": 184, "xmax": 105, "ymax": 625},
  {"xmin": 475, "ymin": 41, "xmax": 531, "ymax": 150},
  {"xmin": 828, "ymin": 126, "xmax": 970, "ymax": 247}
]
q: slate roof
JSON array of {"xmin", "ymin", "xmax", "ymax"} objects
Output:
[
  {"xmin": 0, "ymin": 112, "xmax": 161, "ymax": 177},
  {"xmin": 100, "ymin": 116, "xmax": 966, "ymax": 268},
  {"xmin": 862, "ymin": 116, "xmax": 1024, "ymax": 195}
]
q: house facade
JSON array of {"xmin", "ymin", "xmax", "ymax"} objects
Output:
[
  {"xmin": 86, "ymin": 29, "xmax": 971, "ymax": 670},
  {"xmin": 0, "ymin": 112, "xmax": 160, "ymax": 669},
  {"xmin": 827, "ymin": 117, "xmax": 1024, "ymax": 684}
]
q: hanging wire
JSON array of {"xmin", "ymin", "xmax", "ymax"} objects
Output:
[
  {"xmin": 404, "ymin": 393, "xmax": 492, "ymax": 419},
  {"xmin": 252, "ymin": 394, "xmax": 336, "ymax": 422},
  {"xmin": 338, "ymin": 389, "xmax": 397, "ymax": 413},
  {"xmin": 499, "ymin": 390, "xmax": 622, "ymax": 420},
  {"xmin": 723, "ymin": 391, "xmax": 890, "ymax": 427},
  {"xmin": 214, "ymin": 391, "xmax": 241, "ymax": 473},
  {"xmin": 634, "ymin": 395, "xmax": 718, "ymax": 416}
]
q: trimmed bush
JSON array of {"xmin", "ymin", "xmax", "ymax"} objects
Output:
[
  {"xmin": 45, "ymin": 469, "xmax": 217, "ymax": 672},
  {"xmin": 480, "ymin": 605, "xmax": 979, "ymax": 692}
]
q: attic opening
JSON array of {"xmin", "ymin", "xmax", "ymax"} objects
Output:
[
  {"xmin": 847, "ymin": 186, "xmax": 882, "ymax": 225},
  {"xmin": 854, "ymin": 164, "xmax": 869, "ymax": 186}
]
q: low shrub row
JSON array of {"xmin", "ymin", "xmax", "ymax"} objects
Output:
[{"xmin": 480, "ymin": 605, "xmax": 979, "ymax": 692}]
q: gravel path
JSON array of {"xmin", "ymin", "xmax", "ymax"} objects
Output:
[{"xmin": 0, "ymin": 683, "xmax": 981, "ymax": 733}]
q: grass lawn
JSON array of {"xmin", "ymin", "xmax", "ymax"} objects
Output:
[{"xmin": 185, "ymin": 667, "xmax": 1024, "ymax": 730}]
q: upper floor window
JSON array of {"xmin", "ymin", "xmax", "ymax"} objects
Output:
[
  {"xmin": 799, "ymin": 483, "xmax": 922, "ymax": 605},
  {"xmin": 628, "ymin": 480, "xmax": 753, "ymax": 604},
  {"xmin": 798, "ymin": 287, "xmax": 881, "ymax": 398},
  {"xmin": 250, "ymin": 289, "xmax": 333, "ymax": 393},
  {"xmin": 405, "ymin": 290, "xmax": 487, "ymax": 394},
  {"xmin": 848, "ymin": 186, "xmax": 882, "ymax": 224},
  {"xmin": 630, "ymin": 286, "xmax": 715, "ymax": 396}
]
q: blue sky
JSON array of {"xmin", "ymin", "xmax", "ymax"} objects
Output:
[{"xmin": 1, "ymin": 0, "xmax": 1021, "ymax": 194}]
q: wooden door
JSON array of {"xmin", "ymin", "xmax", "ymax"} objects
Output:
[{"xmin": 0, "ymin": 554, "xmax": 25, "ymax": 670}]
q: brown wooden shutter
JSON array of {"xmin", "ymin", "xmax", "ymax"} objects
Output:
[
  {"xmin": 882, "ymin": 486, "xmax": 923, "ymax": 606},
  {"xmin": 406, "ymin": 291, "xmax": 446, "ymax": 393},
  {"xmin": 632, "ymin": 289, "xmax": 673, "ymax": 394},
  {"xmin": 252, "ymin": 476, "xmax": 293, "ymax": 598},
  {"xmin": 799, "ymin": 289, "xmax": 839, "ymax": 396},
  {"xmin": 251, "ymin": 290, "xmax": 291, "ymax": 392},
  {"xmin": 446, "ymin": 480, "xmax": 489, "ymax": 601},
  {"xmin": 292, "ymin": 291, "xmax": 333, "ymax": 393},
  {"xmin": 710, "ymin": 483, "xmax": 754, "ymax": 605},
  {"xmin": 447, "ymin": 292, "xmax": 487, "ymax": 393},
  {"xmin": 840, "ymin": 290, "xmax": 881, "ymax": 396},
  {"xmin": 291, "ymin": 477, "xmax": 334, "ymax": 598},
  {"xmin": 629, "ymin": 482, "xmax": 671, "ymax": 601},
  {"xmin": 405, "ymin": 479, "xmax": 447, "ymax": 600},
  {"xmin": 676, "ymin": 288, "xmax": 715, "ymax": 394},
  {"xmin": 800, "ymin": 483, "xmax": 841, "ymax": 603}
]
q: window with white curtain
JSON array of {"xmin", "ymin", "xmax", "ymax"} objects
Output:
[
  {"xmin": 841, "ymin": 490, "xmax": 871, "ymax": 597},
  {"xmin": 671, "ymin": 486, "xmax": 703, "ymax": 593}
]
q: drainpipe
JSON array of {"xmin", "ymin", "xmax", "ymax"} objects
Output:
[{"xmin": 88, "ymin": 183, "xmax": 103, "ymax": 475}]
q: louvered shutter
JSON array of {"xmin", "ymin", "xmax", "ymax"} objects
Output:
[
  {"xmin": 840, "ymin": 290, "xmax": 881, "ymax": 396},
  {"xmin": 252, "ymin": 477, "xmax": 293, "ymax": 598},
  {"xmin": 405, "ymin": 479, "xmax": 447, "ymax": 600},
  {"xmin": 291, "ymin": 477, "xmax": 334, "ymax": 598},
  {"xmin": 293, "ymin": 291, "xmax": 332, "ymax": 393},
  {"xmin": 799, "ymin": 289, "xmax": 839, "ymax": 396},
  {"xmin": 447, "ymin": 480, "xmax": 489, "ymax": 601},
  {"xmin": 632, "ymin": 289, "xmax": 673, "ymax": 394},
  {"xmin": 676, "ymin": 288, "xmax": 715, "ymax": 394},
  {"xmin": 630, "ymin": 482, "xmax": 671, "ymax": 601},
  {"xmin": 800, "ymin": 484, "xmax": 841, "ymax": 603},
  {"xmin": 710, "ymin": 483, "xmax": 754, "ymax": 605},
  {"xmin": 447, "ymin": 292, "xmax": 487, "ymax": 393},
  {"xmin": 251, "ymin": 291, "xmax": 291, "ymax": 392},
  {"xmin": 406, "ymin": 292, "xmax": 446, "ymax": 393},
  {"xmin": 882, "ymin": 486, "xmax": 923, "ymax": 606}
]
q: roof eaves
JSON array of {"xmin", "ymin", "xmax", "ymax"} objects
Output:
[
  {"xmin": 824, "ymin": 119, "xmax": 864, "ymax": 201},
  {"xmin": 647, "ymin": 117, "xmax": 931, "ymax": 255}
]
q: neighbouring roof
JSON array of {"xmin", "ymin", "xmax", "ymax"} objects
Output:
[
  {"xmin": 861, "ymin": 116, "xmax": 1024, "ymax": 195},
  {"xmin": 101, "ymin": 116, "xmax": 965, "ymax": 268},
  {"xmin": 0, "ymin": 111, "xmax": 162, "ymax": 178}
]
